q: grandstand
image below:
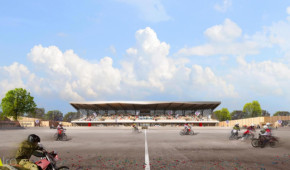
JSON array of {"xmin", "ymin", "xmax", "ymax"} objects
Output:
[{"xmin": 71, "ymin": 101, "xmax": 220, "ymax": 127}]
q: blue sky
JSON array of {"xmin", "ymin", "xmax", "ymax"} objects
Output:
[{"xmin": 1, "ymin": 0, "xmax": 290, "ymax": 115}]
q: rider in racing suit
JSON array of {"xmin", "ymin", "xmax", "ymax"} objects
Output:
[
  {"xmin": 232, "ymin": 123, "xmax": 240, "ymax": 136},
  {"xmin": 15, "ymin": 134, "xmax": 45, "ymax": 170},
  {"xmin": 57, "ymin": 123, "xmax": 64, "ymax": 140},
  {"xmin": 260, "ymin": 125, "xmax": 272, "ymax": 147},
  {"xmin": 184, "ymin": 123, "xmax": 191, "ymax": 134}
]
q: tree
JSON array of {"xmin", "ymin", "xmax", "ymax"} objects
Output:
[
  {"xmin": 243, "ymin": 101, "xmax": 262, "ymax": 118},
  {"xmin": 63, "ymin": 112, "xmax": 81, "ymax": 122},
  {"xmin": 0, "ymin": 88, "xmax": 37, "ymax": 120},
  {"xmin": 252, "ymin": 101, "xmax": 262, "ymax": 117},
  {"xmin": 220, "ymin": 108, "xmax": 231, "ymax": 121},
  {"xmin": 45, "ymin": 110, "xmax": 63, "ymax": 121},
  {"xmin": 274, "ymin": 111, "xmax": 290, "ymax": 116},
  {"xmin": 213, "ymin": 108, "xmax": 231, "ymax": 121},
  {"xmin": 230, "ymin": 110, "xmax": 245, "ymax": 120},
  {"xmin": 26, "ymin": 108, "xmax": 45, "ymax": 119},
  {"xmin": 261, "ymin": 110, "xmax": 270, "ymax": 117},
  {"xmin": 213, "ymin": 110, "xmax": 221, "ymax": 120}
]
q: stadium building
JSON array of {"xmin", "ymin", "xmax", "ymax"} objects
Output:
[{"xmin": 71, "ymin": 101, "xmax": 221, "ymax": 127}]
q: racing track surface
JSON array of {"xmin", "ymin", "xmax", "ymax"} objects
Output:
[{"xmin": 1, "ymin": 126, "xmax": 290, "ymax": 170}]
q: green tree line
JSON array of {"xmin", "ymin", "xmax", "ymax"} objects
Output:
[
  {"xmin": 214, "ymin": 100, "xmax": 263, "ymax": 121},
  {"xmin": 0, "ymin": 88, "xmax": 80, "ymax": 122}
]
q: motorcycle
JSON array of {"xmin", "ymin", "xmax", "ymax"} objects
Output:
[
  {"xmin": 54, "ymin": 129, "xmax": 68, "ymax": 141},
  {"xmin": 229, "ymin": 129, "xmax": 241, "ymax": 140},
  {"xmin": 179, "ymin": 128, "xmax": 194, "ymax": 136},
  {"xmin": 241, "ymin": 130, "xmax": 255, "ymax": 140},
  {"xmin": 132, "ymin": 127, "xmax": 142, "ymax": 134},
  {"xmin": 251, "ymin": 134, "xmax": 279, "ymax": 148},
  {"xmin": 2, "ymin": 145, "xmax": 69, "ymax": 170}
]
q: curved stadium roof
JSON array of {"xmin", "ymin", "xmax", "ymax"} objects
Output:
[{"xmin": 70, "ymin": 101, "xmax": 221, "ymax": 111}]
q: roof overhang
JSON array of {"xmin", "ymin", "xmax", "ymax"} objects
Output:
[{"xmin": 70, "ymin": 101, "xmax": 221, "ymax": 111}]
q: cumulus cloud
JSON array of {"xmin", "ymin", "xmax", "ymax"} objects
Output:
[
  {"xmin": 28, "ymin": 45, "xmax": 121, "ymax": 101},
  {"xmin": 177, "ymin": 19, "xmax": 268, "ymax": 57},
  {"xmin": 121, "ymin": 27, "xmax": 175, "ymax": 91},
  {"xmin": 214, "ymin": 0, "xmax": 232, "ymax": 13},
  {"xmin": 118, "ymin": 0, "xmax": 171, "ymax": 22},
  {"xmin": 287, "ymin": 6, "xmax": 290, "ymax": 15},
  {"xmin": 121, "ymin": 27, "xmax": 238, "ymax": 97},
  {"xmin": 190, "ymin": 65, "xmax": 238, "ymax": 98},
  {"xmin": 231, "ymin": 56, "xmax": 290, "ymax": 97},
  {"xmin": 0, "ymin": 26, "xmax": 238, "ymax": 103},
  {"xmin": 205, "ymin": 19, "xmax": 242, "ymax": 43},
  {"xmin": 0, "ymin": 62, "xmax": 49, "ymax": 98}
]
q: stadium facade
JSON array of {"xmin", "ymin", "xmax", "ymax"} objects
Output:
[{"xmin": 71, "ymin": 101, "xmax": 221, "ymax": 127}]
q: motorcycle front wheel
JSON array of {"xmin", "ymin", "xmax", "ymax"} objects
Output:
[
  {"xmin": 61, "ymin": 134, "xmax": 68, "ymax": 141},
  {"xmin": 53, "ymin": 133, "xmax": 58, "ymax": 140}
]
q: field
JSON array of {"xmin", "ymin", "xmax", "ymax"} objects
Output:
[{"xmin": 1, "ymin": 126, "xmax": 290, "ymax": 170}]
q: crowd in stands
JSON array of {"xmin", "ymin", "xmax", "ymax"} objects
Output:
[{"xmin": 76, "ymin": 114, "xmax": 212, "ymax": 122}]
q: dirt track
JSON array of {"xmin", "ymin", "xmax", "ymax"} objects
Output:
[{"xmin": 1, "ymin": 126, "xmax": 290, "ymax": 170}]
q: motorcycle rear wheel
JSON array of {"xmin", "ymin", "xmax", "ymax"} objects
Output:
[
  {"xmin": 251, "ymin": 139, "xmax": 260, "ymax": 147},
  {"xmin": 269, "ymin": 141, "xmax": 277, "ymax": 148}
]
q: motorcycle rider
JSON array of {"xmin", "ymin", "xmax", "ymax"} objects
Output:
[
  {"xmin": 242, "ymin": 124, "xmax": 255, "ymax": 139},
  {"xmin": 57, "ymin": 122, "xmax": 64, "ymax": 140},
  {"xmin": 132, "ymin": 123, "xmax": 138, "ymax": 131},
  {"xmin": 266, "ymin": 122, "xmax": 272, "ymax": 131},
  {"xmin": 184, "ymin": 123, "xmax": 191, "ymax": 135},
  {"xmin": 249, "ymin": 124, "xmax": 256, "ymax": 131},
  {"xmin": 232, "ymin": 123, "xmax": 240, "ymax": 136},
  {"xmin": 260, "ymin": 125, "xmax": 272, "ymax": 147},
  {"xmin": 15, "ymin": 134, "xmax": 45, "ymax": 170}
]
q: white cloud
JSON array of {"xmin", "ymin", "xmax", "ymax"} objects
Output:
[
  {"xmin": 287, "ymin": 6, "xmax": 290, "ymax": 15},
  {"xmin": 118, "ymin": 0, "xmax": 171, "ymax": 22},
  {"xmin": 28, "ymin": 45, "xmax": 122, "ymax": 101},
  {"xmin": 177, "ymin": 19, "xmax": 268, "ymax": 57},
  {"xmin": 121, "ymin": 27, "xmax": 176, "ymax": 91},
  {"xmin": 121, "ymin": 27, "xmax": 238, "ymax": 97},
  {"xmin": 191, "ymin": 65, "xmax": 238, "ymax": 98},
  {"xmin": 205, "ymin": 19, "xmax": 242, "ymax": 43},
  {"xmin": 0, "ymin": 27, "xmax": 238, "ymax": 105},
  {"xmin": 0, "ymin": 62, "xmax": 49, "ymax": 98},
  {"xmin": 231, "ymin": 56, "xmax": 290, "ymax": 96},
  {"xmin": 214, "ymin": 0, "xmax": 232, "ymax": 13}
]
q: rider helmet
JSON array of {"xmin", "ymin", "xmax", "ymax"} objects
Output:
[
  {"xmin": 235, "ymin": 123, "xmax": 239, "ymax": 126},
  {"xmin": 251, "ymin": 124, "xmax": 255, "ymax": 126},
  {"xmin": 263, "ymin": 125, "xmax": 268, "ymax": 129},
  {"xmin": 266, "ymin": 122, "xmax": 271, "ymax": 126},
  {"xmin": 28, "ymin": 134, "xmax": 40, "ymax": 143}
]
